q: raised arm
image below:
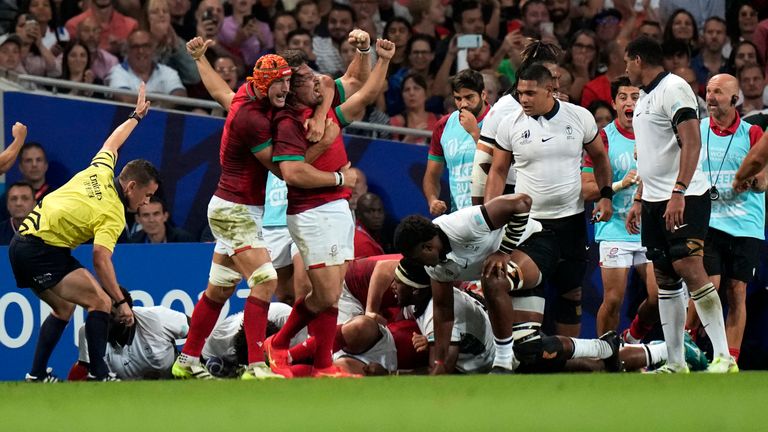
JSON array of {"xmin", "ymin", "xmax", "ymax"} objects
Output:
[
  {"xmin": 0, "ymin": 122, "xmax": 27, "ymax": 175},
  {"xmin": 337, "ymin": 29, "xmax": 372, "ymax": 97},
  {"xmin": 187, "ymin": 37, "xmax": 236, "ymax": 110},
  {"xmin": 100, "ymin": 83, "xmax": 151, "ymax": 156},
  {"xmin": 337, "ymin": 39, "xmax": 396, "ymax": 124}
]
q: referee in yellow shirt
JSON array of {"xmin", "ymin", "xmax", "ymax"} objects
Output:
[{"xmin": 9, "ymin": 84, "xmax": 158, "ymax": 382}]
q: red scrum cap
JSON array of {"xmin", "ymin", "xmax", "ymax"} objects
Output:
[{"xmin": 247, "ymin": 54, "xmax": 292, "ymax": 95}]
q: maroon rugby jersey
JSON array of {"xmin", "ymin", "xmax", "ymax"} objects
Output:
[
  {"xmin": 214, "ymin": 83, "xmax": 272, "ymax": 206},
  {"xmin": 344, "ymin": 255, "xmax": 403, "ymax": 309}
]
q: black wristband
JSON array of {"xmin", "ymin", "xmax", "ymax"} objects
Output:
[
  {"xmin": 113, "ymin": 298, "xmax": 128, "ymax": 307},
  {"xmin": 671, "ymin": 189, "xmax": 686, "ymax": 195},
  {"xmin": 599, "ymin": 186, "xmax": 614, "ymax": 200},
  {"xmin": 128, "ymin": 111, "xmax": 141, "ymax": 123},
  {"xmin": 675, "ymin": 181, "xmax": 687, "ymax": 189}
]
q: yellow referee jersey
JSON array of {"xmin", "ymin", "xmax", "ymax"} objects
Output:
[{"xmin": 19, "ymin": 150, "xmax": 126, "ymax": 252}]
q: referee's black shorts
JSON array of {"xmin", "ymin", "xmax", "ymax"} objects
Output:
[
  {"xmin": 8, "ymin": 234, "xmax": 84, "ymax": 295},
  {"xmin": 641, "ymin": 192, "xmax": 710, "ymax": 263},
  {"xmin": 703, "ymin": 228, "xmax": 761, "ymax": 283}
]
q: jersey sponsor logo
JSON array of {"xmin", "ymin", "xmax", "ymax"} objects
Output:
[{"xmin": 84, "ymin": 174, "xmax": 103, "ymax": 200}]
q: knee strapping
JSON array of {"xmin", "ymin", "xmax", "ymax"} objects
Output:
[
  {"xmin": 506, "ymin": 260, "xmax": 524, "ymax": 290},
  {"xmin": 209, "ymin": 263, "xmax": 242, "ymax": 287},
  {"xmin": 247, "ymin": 262, "xmax": 278, "ymax": 288},
  {"xmin": 669, "ymin": 238, "xmax": 704, "ymax": 260},
  {"xmin": 512, "ymin": 322, "xmax": 542, "ymax": 366},
  {"xmin": 537, "ymin": 336, "xmax": 568, "ymax": 371},
  {"xmin": 556, "ymin": 296, "xmax": 582, "ymax": 325}
]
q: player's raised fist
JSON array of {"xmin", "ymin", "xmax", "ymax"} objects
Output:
[
  {"xmin": 376, "ymin": 38, "xmax": 396, "ymax": 60},
  {"xmin": 348, "ymin": 29, "xmax": 370, "ymax": 50},
  {"xmin": 11, "ymin": 122, "xmax": 27, "ymax": 140}
]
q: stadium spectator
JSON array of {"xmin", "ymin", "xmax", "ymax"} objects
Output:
[
  {"xmin": 662, "ymin": 38, "xmax": 691, "ymax": 73},
  {"xmin": 624, "ymin": 36, "xmax": 733, "ymax": 373},
  {"xmin": 662, "ymin": 9, "xmax": 699, "ymax": 56},
  {"xmin": 216, "ymin": 0, "xmax": 274, "ymax": 68},
  {"xmin": 348, "ymin": 167, "xmax": 367, "ymax": 214},
  {"xmin": 520, "ymin": 0, "xmax": 550, "ymax": 35},
  {"xmin": 0, "ymin": 181, "xmax": 34, "ymax": 246},
  {"xmin": 581, "ymin": 40, "xmax": 628, "ymax": 109},
  {"xmin": 212, "ymin": 55, "xmax": 241, "ymax": 90},
  {"xmin": 348, "ymin": 0, "xmax": 383, "ymax": 38},
  {"xmin": 674, "ymin": 66, "xmax": 709, "ymax": 119},
  {"xmin": 193, "ymin": 0, "xmax": 234, "ymax": 63},
  {"xmin": 424, "ymin": 69, "xmax": 489, "ymax": 215},
  {"xmin": 734, "ymin": 4, "xmax": 759, "ymax": 45},
  {"xmin": 563, "ymin": 29, "xmax": 600, "ymax": 103},
  {"xmin": 145, "ymin": 0, "xmax": 200, "ymax": 85},
  {"xmin": 660, "ymin": 2, "xmax": 722, "ymax": 33},
  {"xmin": 286, "ymin": 28, "xmax": 318, "ymax": 70},
  {"xmin": 18, "ymin": 142, "xmax": 55, "ymax": 202},
  {"xmin": 635, "ymin": 20, "xmax": 662, "ymax": 43},
  {"xmin": 725, "ymin": 40, "xmax": 763, "ymax": 76},
  {"xmin": 75, "ymin": 16, "xmax": 118, "ymax": 82},
  {"xmin": 738, "ymin": 64, "xmax": 768, "ymax": 130},
  {"xmin": 592, "ymin": 8, "xmax": 623, "ymax": 47},
  {"xmin": 389, "ymin": 73, "xmax": 439, "ymax": 145},
  {"xmin": 264, "ymin": 11, "xmax": 297, "ymax": 56},
  {"xmin": 482, "ymin": 72, "xmax": 501, "ymax": 105},
  {"xmin": 690, "ymin": 73, "xmax": 765, "ymax": 366},
  {"xmin": 107, "ymin": 30, "xmax": 186, "ymax": 105},
  {"xmin": 354, "ymin": 192, "xmax": 386, "ymax": 258},
  {"xmin": 15, "ymin": 12, "xmax": 61, "ymax": 77},
  {"xmin": 386, "ymin": 34, "xmax": 436, "ymax": 116},
  {"xmin": 128, "ymin": 196, "xmax": 195, "ymax": 243},
  {"xmin": 26, "ymin": 0, "xmax": 69, "ymax": 52},
  {"xmin": 381, "ymin": 17, "xmax": 411, "ymax": 76},
  {"xmin": 313, "ymin": 3, "xmax": 355, "ymax": 77},
  {"xmin": 10, "ymin": 86, "xmax": 155, "ymax": 382},
  {"xmin": 0, "ymin": 34, "xmax": 26, "ymax": 73},
  {"xmin": 588, "ymin": 100, "xmax": 615, "ymax": 130},
  {"xmin": 169, "ymin": 0, "xmax": 196, "ymax": 41},
  {"xmin": 294, "ymin": 0, "xmax": 320, "ymax": 35},
  {"xmin": 548, "ymin": 0, "xmax": 578, "ymax": 46},
  {"xmin": 59, "ymin": 40, "xmax": 102, "ymax": 97},
  {"xmin": 65, "ymin": 0, "xmax": 139, "ymax": 56},
  {"xmin": 408, "ymin": 0, "xmax": 446, "ymax": 39},
  {"xmin": 691, "ymin": 17, "xmax": 728, "ymax": 91}
]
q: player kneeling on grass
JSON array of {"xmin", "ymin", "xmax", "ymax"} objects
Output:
[
  {"xmin": 395, "ymin": 194, "xmax": 621, "ymax": 375},
  {"xmin": 10, "ymin": 85, "xmax": 155, "ymax": 382},
  {"xmin": 69, "ymin": 288, "xmax": 190, "ymax": 380}
]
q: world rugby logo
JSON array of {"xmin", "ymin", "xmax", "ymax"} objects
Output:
[{"xmin": 522, "ymin": 130, "xmax": 530, "ymax": 139}]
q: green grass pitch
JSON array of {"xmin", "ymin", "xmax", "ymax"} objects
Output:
[{"xmin": 2, "ymin": 373, "xmax": 767, "ymax": 431}]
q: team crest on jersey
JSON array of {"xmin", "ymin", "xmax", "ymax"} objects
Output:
[{"xmin": 566, "ymin": 125, "xmax": 575, "ymax": 140}]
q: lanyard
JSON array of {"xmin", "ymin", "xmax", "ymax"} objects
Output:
[{"xmin": 705, "ymin": 126, "xmax": 735, "ymax": 189}]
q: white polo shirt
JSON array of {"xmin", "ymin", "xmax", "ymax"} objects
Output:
[
  {"xmin": 633, "ymin": 72, "xmax": 709, "ymax": 202},
  {"xmin": 479, "ymin": 93, "xmax": 521, "ymax": 186},
  {"xmin": 496, "ymin": 99, "xmax": 598, "ymax": 219},
  {"xmin": 107, "ymin": 62, "xmax": 185, "ymax": 95}
]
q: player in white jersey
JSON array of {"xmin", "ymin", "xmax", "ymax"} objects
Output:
[
  {"xmin": 394, "ymin": 194, "xmax": 621, "ymax": 374},
  {"xmin": 472, "ymin": 40, "xmax": 564, "ymax": 205},
  {"xmin": 487, "ymin": 63, "xmax": 615, "ymax": 338},
  {"xmin": 623, "ymin": 36, "xmax": 733, "ymax": 373},
  {"xmin": 581, "ymin": 76, "xmax": 660, "ymax": 342},
  {"xmin": 70, "ymin": 292, "xmax": 189, "ymax": 380}
]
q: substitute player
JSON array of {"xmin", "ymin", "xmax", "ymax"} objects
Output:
[
  {"xmin": 582, "ymin": 76, "xmax": 659, "ymax": 342},
  {"xmin": 623, "ymin": 36, "xmax": 733, "ymax": 373},
  {"xmin": 10, "ymin": 84, "xmax": 155, "ymax": 382}
]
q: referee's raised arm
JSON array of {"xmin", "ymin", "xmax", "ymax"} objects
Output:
[{"xmin": 100, "ymin": 82, "xmax": 151, "ymax": 156}]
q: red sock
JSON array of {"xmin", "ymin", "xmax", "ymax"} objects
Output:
[
  {"xmin": 244, "ymin": 296, "xmax": 270, "ymax": 364},
  {"xmin": 183, "ymin": 293, "xmax": 224, "ymax": 357},
  {"xmin": 290, "ymin": 364, "xmax": 314, "ymax": 377},
  {"xmin": 332, "ymin": 324, "xmax": 345, "ymax": 352},
  {"xmin": 67, "ymin": 361, "xmax": 89, "ymax": 381},
  {"xmin": 729, "ymin": 348, "xmax": 740, "ymax": 362},
  {"xmin": 308, "ymin": 307, "xmax": 338, "ymax": 369},
  {"xmin": 289, "ymin": 337, "xmax": 317, "ymax": 363},
  {"xmin": 273, "ymin": 296, "xmax": 315, "ymax": 349},
  {"xmin": 629, "ymin": 315, "xmax": 654, "ymax": 340}
]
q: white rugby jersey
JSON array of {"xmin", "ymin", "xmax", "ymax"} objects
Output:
[
  {"xmin": 496, "ymin": 100, "xmax": 598, "ymax": 219},
  {"xmin": 633, "ymin": 72, "xmax": 709, "ymax": 201},
  {"xmin": 413, "ymin": 288, "xmax": 495, "ymax": 374},
  {"xmin": 427, "ymin": 204, "xmax": 541, "ymax": 283},
  {"xmin": 202, "ymin": 303, "xmax": 309, "ymax": 363},
  {"xmin": 78, "ymin": 306, "xmax": 189, "ymax": 379},
  {"xmin": 479, "ymin": 93, "xmax": 521, "ymax": 186}
]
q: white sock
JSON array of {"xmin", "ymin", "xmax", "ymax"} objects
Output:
[
  {"xmin": 570, "ymin": 338, "xmax": 613, "ymax": 359},
  {"xmin": 178, "ymin": 353, "xmax": 200, "ymax": 366},
  {"xmin": 658, "ymin": 287, "xmax": 686, "ymax": 366},
  {"xmin": 646, "ymin": 342, "xmax": 668, "ymax": 368},
  {"xmin": 493, "ymin": 335, "xmax": 516, "ymax": 369},
  {"xmin": 690, "ymin": 282, "xmax": 730, "ymax": 359}
]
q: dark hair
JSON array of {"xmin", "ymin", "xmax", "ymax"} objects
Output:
[
  {"xmin": 521, "ymin": 0, "xmax": 546, "ymax": 19},
  {"xmin": 451, "ymin": 68, "xmax": 485, "ymax": 94},
  {"xmin": 518, "ymin": 62, "xmax": 555, "ymax": 85},
  {"xmin": 401, "ymin": 72, "xmax": 428, "ymax": 95},
  {"xmin": 726, "ymin": 40, "xmax": 764, "ymax": 74},
  {"xmin": 406, "ymin": 33, "xmax": 436, "ymax": 56},
  {"xmin": 233, "ymin": 324, "xmax": 248, "ymax": 366},
  {"xmin": 270, "ymin": 11, "xmax": 297, "ymax": 31},
  {"xmin": 452, "ymin": 0, "xmax": 481, "ymax": 24},
  {"xmin": 294, "ymin": 0, "xmax": 317, "ymax": 15},
  {"xmin": 588, "ymin": 99, "xmax": 615, "ymax": 119},
  {"xmin": 118, "ymin": 159, "xmax": 160, "ymax": 187},
  {"xmin": 61, "ymin": 39, "xmax": 92, "ymax": 80},
  {"xmin": 663, "ymin": 38, "xmax": 691, "ymax": 59},
  {"xmin": 279, "ymin": 48, "xmax": 309, "ymax": 68},
  {"xmin": 139, "ymin": 195, "xmax": 167, "ymax": 213},
  {"xmin": 328, "ymin": 2, "xmax": 356, "ymax": 23},
  {"xmin": 626, "ymin": 35, "xmax": 663, "ymax": 67},
  {"xmin": 384, "ymin": 16, "xmax": 412, "ymax": 42},
  {"xmin": 20, "ymin": 142, "xmax": 46, "ymax": 160},
  {"xmin": 703, "ymin": 16, "xmax": 727, "ymax": 30},
  {"xmin": 6, "ymin": 181, "xmax": 34, "ymax": 200},
  {"xmin": 738, "ymin": 62, "xmax": 765, "ymax": 80},
  {"xmin": 397, "ymin": 257, "xmax": 430, "ymax": 288},
  {"xmin": 565, "ymin": 29, "xmax": 599, "ymax": 77},
  {"xmin": 639, "ymin": 20, "xmax": 661, "ymax": 30},
  {"xmin": 610, "ymin": 76, "xmax": 634, "ymax": 100},
  {"xmin": 394, "ymin": 215, "xmax": 439, "ymax": 257},
  {"xmin": 663, "ymin": 9, "xmax": 697, "ymax": 43},
  {"xmin": 21, "ymin": 0, "xmax": 63, "ymax": 33},
  {"xmin": 286, "ymin": 28, "xmax": 312, "ymax": 45}
]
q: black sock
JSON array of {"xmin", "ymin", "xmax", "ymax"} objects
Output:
[
  {"xmin": 30, "ymin": 315, "xmax": 69, "ymax": 377},
  {"xmin": 85, "ymin": 311, "xmax": 111, "ymax": 378}
]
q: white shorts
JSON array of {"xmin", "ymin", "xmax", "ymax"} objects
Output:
[
  {"xmin": 333, "ymin": 324, "xmax": 398, "ymax": 373},
  {"xmin": 207, "ymin": 195, "xmax": 266, "ymax": 256},
  {"xmin": 263, "ymin": 226, "xmax": 298, "ymax": 269},
  {"xmin": 337, "ymin": 282, "xmax": 364, "ymax": 324},
  {"xmin": 599, "ymin": 241, "xmax": 649, "ymax": 269},
  {"xmin": 287, "ymin": 199, "xmax": 354, "ymax": 269}
]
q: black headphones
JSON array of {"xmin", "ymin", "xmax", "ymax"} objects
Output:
[{"xmin": 731, "ymin": 95, "xmax": 738, "ymax": 106}]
